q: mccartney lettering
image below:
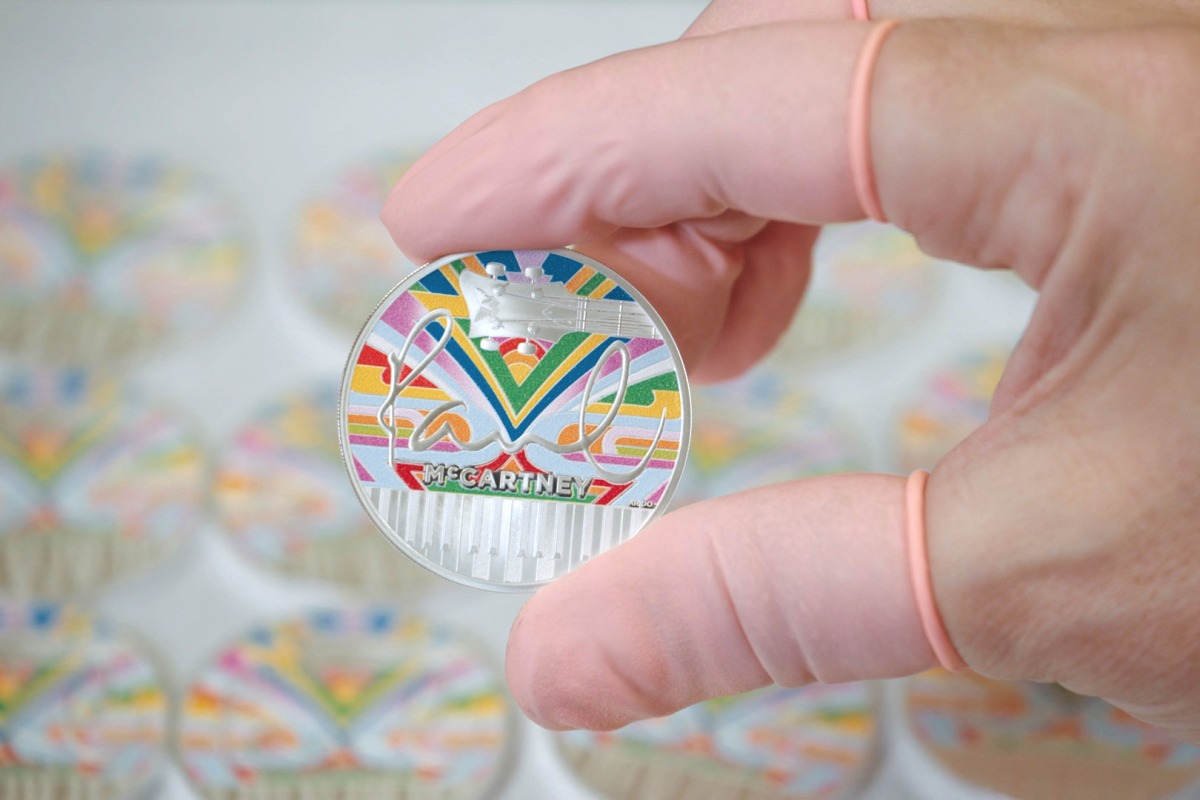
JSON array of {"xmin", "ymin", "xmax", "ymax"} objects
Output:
[{"xmin": 418, "ymin": 464, "xmax": 594, "ymax": 499}]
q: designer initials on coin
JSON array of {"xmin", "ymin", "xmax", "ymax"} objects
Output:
[{"xmin": 339, "ymin": 249, "xmax": 691, "ymax": 590}]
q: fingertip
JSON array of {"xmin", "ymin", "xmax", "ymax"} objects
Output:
[
  {"xmin": 381, "ymin": 190, "xmax": 437, "ymax": 266},
  {"xmin": 505, "ymin": 580, "xmax": 669, "ymax": 731},
  {"xmin": 381, "ymin": 148, "xmax": 465, "ymax": 265},
  {"xmin": 691, "ymin": 356, "xmax": 754, "ymax": 386},
  {"xmin": 380, "ymin": 192, "xmax": 415, "ymax": 263},
  {"xmin": 380, "ymin": 101, "xmax": 512, "ymax": 263},
  {"xmin": 505, "ymin": 595, "xmax": 573, "ymax": 730},
  {"xmin": 504, "ymin": 501, "xmax": 786, "ymax": 731}
]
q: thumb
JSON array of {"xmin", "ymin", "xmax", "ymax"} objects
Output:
[{"xmin": 506, "ymin": 473, "xmax": 946, "ymax": 730}]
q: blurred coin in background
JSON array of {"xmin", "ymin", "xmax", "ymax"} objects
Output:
[
  {"xmin": 558, "ymin": 682, "xmax": 878, "ymax": 800},
  {"xmin": 0, "ymin": 367, "xmax": 208, "ymax": 598},
  {"xmin": 904, "ymin": 669, "xmax": 1200, "ymax": 800},
  {"xmin": 895, "ymin": 346, "xmax": 1011, "ymax": 473},
  {"xmin": 289, "ymin": 153, "xmax": 418, "ymax": 333},
  {"xmin": 766, "ymin": 222, "xmax": 944, "ymax": 364},
  {"xmin": 675, "ymin": 370, "xmax": 866, "ymax": 508},
  {"xmin": 0, "ymin": 152, "xmax": 250, "ymax": 365},
  {"xmin": 213, "ymin": 381, "xmax": 434, "ymax": 595},
  {"xmin": 0, "ymin": 600, "xmax": 169, "ymax": 800},
  {"xmin": 177, "ymin": 604, "xmax": 516, "ymax": 800}
]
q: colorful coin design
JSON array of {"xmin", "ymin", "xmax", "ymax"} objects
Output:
[
  {"xmin": 559, "ymin": 683, "xmax": 877, "ymax": 799},
  {"xmin": 0, "ymin": 152, "xmax": 249, "ymax": 364},
  {"xmin": 767, "ymin": 222, "xmax": 943, "ymax": 363},
  {"xmin": 0, "ymin": 367, "xmax": 207, "ymax": 598},
  {"xmin": 896, "ymin": 346, "xmax": 1010, "ymax": 472},
  {"xmin": 177, "ymin": 606, "xmax": 514, "ymax": 800},
  {"xmin": 340, "ymin": 249, "xmax": 690, "ymax": 590},
  {"xmin": 214, "ymin": 382, "xmax": 434, "ymax": 594},
  {"xmin": 676, "ymin": 370, "xmax": 865, "ymax": 508},
  {"xmin": 907, "ymin": 670, "xmax": 1200, "ymax": 800},
  {"xmin": 290, "ymin": 154, "xmax": 418, "ymax": 331},
  {"xmin": 0, "ymin": 601, "xmax": 169, "ymax": 800}
]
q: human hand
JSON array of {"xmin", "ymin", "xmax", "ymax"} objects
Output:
[
  {"xmin": 382, "ymin": 7, "xmax": 1200, "ymax": 742},
  {"xmin": 684, "ymin": 0, "xmax": 1198, "ymax": 32}
]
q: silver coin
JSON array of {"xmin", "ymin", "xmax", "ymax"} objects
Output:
[{"xmin": 339, "ymin": 249, "xmax": 691, "ymax": 591}]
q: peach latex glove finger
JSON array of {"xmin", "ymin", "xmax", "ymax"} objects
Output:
[
  {"xmin": 505, "ymin": 474, "xmax": 941, "ymax": 731},
  {"xmin": 386, "ymin": 22, "xmax": 871, "ymax": 380},
  {"xmin": 391, "ymin": 2, "xmax": 1195, "ymax": 379},
  {"xmin": 384, "ymin": 19, "xmax": 1200, "ymax": 742}
]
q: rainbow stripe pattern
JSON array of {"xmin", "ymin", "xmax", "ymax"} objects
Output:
[
  {"xmin": 214, "ymin": 382, "xmax": 432, "ymax": 593},
  {"xmin": 909, "ymin": 670, "xmax": 1200, "ymax": 768},
  {"xmin": 677, "ymin": 371, "xmax": 864, "ymax": 507},
  {"xmin": 178, "ymin": 606, "xmax": 511, "ymax": 799},
  {"xmin": 343, "ymin": 250, "xmax": 686, "ymax": 510},
  {"xmin": 768, "ymin": 221, "xmax": 943, "ymax": 363},
  {"xmin": 560, "ymin": 683, "xmax": 875, "ymax": 798},
  {"xmin": 0, "ymin": 152, "xmax": 249, "ymax": 361},
  {"xmin": 0, "ymin": 367, "xmax": 207, "ymax": 597},
  {"xmin": 0, "ymin": 601, "xmax": 167, "ymax": 798},
  {"xmin": 290, "ymin": 153, "xmax": 417, "ymax": 331}
]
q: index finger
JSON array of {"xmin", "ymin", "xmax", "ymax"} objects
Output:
[{"xmin": 383, "ymin": 22, "xmax": 870, "ymax": 265}]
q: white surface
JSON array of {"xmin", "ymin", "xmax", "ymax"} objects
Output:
[{"xmin": 0, "ymin": 2, "xmax": 1038, "ymax": 798}]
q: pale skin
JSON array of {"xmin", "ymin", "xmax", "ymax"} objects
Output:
[{"xmin": 383, "ymin": 2, "xmax": 1200, "ymax": 742}]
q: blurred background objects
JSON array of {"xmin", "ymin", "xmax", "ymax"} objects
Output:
[{"xmin": 7, "ymin": 3, "xmax": 1184, "ymax": 799}]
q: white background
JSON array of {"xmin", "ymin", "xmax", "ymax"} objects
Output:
[{"xmin": 0, "ymin": 2, "xmax": 1041, "ymax": 797}]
